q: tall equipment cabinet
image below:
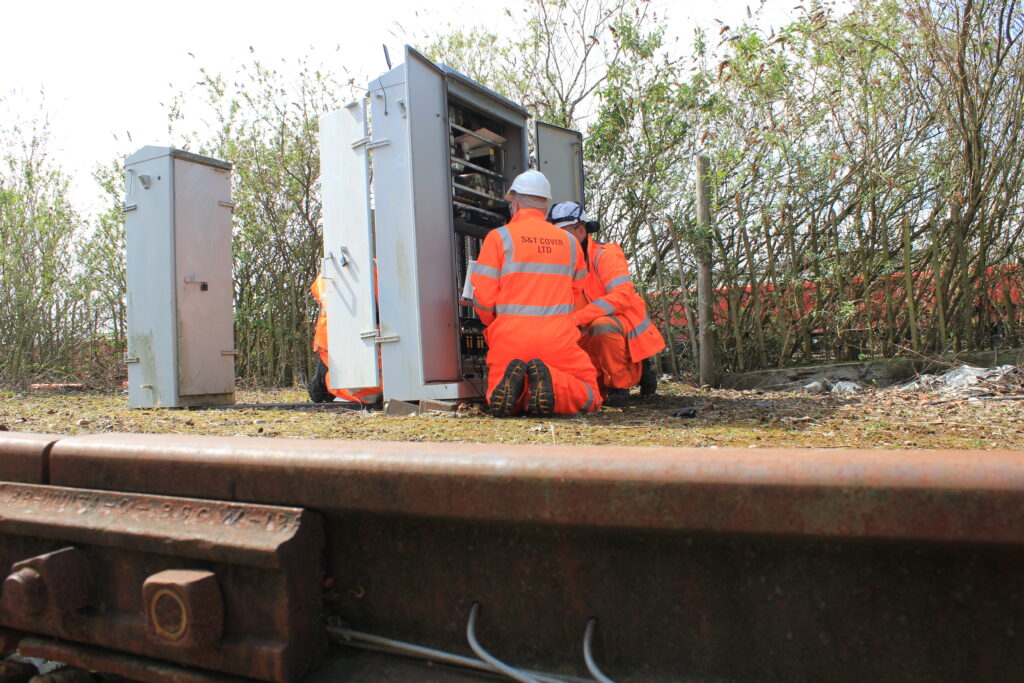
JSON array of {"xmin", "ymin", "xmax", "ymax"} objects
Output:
[
  {"xmin": 124, "ymin": 146, "xmax": 236, "ymax": 408},
  {"xmin": 321, "ymin": 47, "xmax": 583, "ymax": 403}
]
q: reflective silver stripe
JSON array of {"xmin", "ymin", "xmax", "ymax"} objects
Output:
[
  {"xmin": 593, "ymin": 298, "xmax": 614, "ymax": 314},
  {"xmin": 473, "ymin": 298, "xmax": 494, "ymax": 313},
  {"xmin": 504, "ymin": 262, "xmax": 574, "ymax": 276},
  {"xmin": 574, "ymin": 268, "xmax": 587, "ymax": 280},
  {"xmin": 588, "ymin": 322, "xmax": 624, "ymax": 337},
  {"xmin": 628, "ymin": 316, "xmax": 652, "ymax": 339},
  {"xmin": 497, "ymin": 226, "xmax": 514, "ymax": 273},
  {"xmin": 606, "ymin": 275, "xmax": 632, "ymax": 290},
  {"xmin": 591, "ymin": 314, "xmax": 625, "ymax": 336},
  {"xmin": 569, "ymin": 237, "xmax": 577, "ymax": 277},
  {"xmin": 495, "ymin": 303, "xmax": 573, "ymax": 316},
  {"xmin": 474, "ymin": 263, "xmax": 500, "ymax": 279},
  {"xmin": 580, "ymin": 383, "xmax": 594, "ymax": 413}
]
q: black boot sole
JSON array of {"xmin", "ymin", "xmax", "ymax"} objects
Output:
[
  {"xmin": 489, "ymin": 359, "xmax": 528, "ymax": 417},
  {"xmin": 526, "ymin": 359, "xmax": 555, "ymax": 416}
]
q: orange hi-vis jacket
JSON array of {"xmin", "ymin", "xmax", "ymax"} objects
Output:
[
  {"xmin": 471, "ymin": 208, "xmax": 600, "ymax": 414},
  {"xmin": 311, "ymin": 275, "xmax": 382, "ymax": 404},
  {"xmin": 574, "ymin": 236, "xmax": 666, "ymax": 363}
]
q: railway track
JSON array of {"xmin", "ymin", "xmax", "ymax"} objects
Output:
[{"xmin": 0, "ymin": 431, "xmax": 1022, "ymax": 682}]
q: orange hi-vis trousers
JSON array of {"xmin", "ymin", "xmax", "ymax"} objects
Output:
[
  {"xmin": 485, "ymin": 339, "xmax": 600, "ymax": 415},
  {"xmin": 577, "ymin": 315, "xmax": 643, "ymax": 394}
]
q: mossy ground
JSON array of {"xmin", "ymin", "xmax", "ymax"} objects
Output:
[{"xmin": 1, "ymin": 380, "xmax": 1020, "ymax": 450}]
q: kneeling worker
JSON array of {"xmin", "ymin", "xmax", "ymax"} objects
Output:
[
  {"xmin": 549, "ymin": 201, "xmax": 664, "ymax": 407},
  {"xmin": 308, "ymin": 273, "xmax": 383, "ymax": 404},
  {"xmin": 470, "ymin": 171, "xmax": 601, "ymax": 417}
]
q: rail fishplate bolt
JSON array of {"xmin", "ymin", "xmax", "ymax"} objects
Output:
[
  {"xmin": 143, "ymin": 570, "xmax": 223, "ymax": 648},
  {"xmin": 5, "ymin": 547, "xmax": 89, "ymax": 619},
  {"xmin": 4, "ymin": 567, "xmax": 46, "ymax": 617}
]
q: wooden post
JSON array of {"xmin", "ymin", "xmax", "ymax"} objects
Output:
[{"xmin": 695, "ymin": 156, "xmax": 717, "ymax": 387}]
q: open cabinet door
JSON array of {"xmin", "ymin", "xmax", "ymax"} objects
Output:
[
  {"xmin": 320, "ymin": 100, "xmax": 380, "ymax": 390},
  {"xmin": 535, "ymin": 121, "xmax": 584, "ymax": 206},
  {"xmin": 402, "ymin": 46, "xmax": 461, "ymax": 384}
]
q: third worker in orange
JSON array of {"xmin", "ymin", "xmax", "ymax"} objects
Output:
[{"xmin": 548, "ymin": 201, "xmax": 664, "ymax": 407}]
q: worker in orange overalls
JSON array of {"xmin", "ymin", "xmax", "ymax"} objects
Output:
[
  {"xmin": 470, "ymin": 171, "xmax": 601, "ymax": 417},
  {"xmin": 548, "ymin": 201, "xmax": 664, "ymax": 407},
  {"xmin": 308, "ymin": 274, "xmax": 383, "ymax": 404}
]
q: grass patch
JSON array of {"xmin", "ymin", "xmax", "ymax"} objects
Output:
[{"xmin": 0, "ymin": 380, "xmax": 1021, "ymax": 450}]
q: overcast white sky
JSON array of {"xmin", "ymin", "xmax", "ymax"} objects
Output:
[{"xmin": 1, "ymin": 0, "xmax": 797, "ymax": 215}]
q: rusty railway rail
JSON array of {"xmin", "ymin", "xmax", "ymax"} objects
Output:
[{"xmin": 0, "ymin": 431, "xmax": 1022, "ymax": 682}]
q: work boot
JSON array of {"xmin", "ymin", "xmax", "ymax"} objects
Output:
[
  {"xmin": 308, "ymin": 358, "xmax": 332, "ymax": 403},
  {"xmin": 604, "ymin": 388, "xmax": 631, "ymax": 408},
  {"xmin": 526, "ymin": 358, "xmax": 555, "ymax": 416},
  {"xmin": 639, "ymin": 357, "xmax": 658, "ymax": 397},
  {"xmin": 489, "ymin": 359, "xmax": 528, "ymax": 417}
]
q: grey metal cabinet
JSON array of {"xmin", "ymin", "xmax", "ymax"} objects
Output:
[
  {"xmin": 124, "ymin": 146, "xmax": 235, "ymax": 408},
  {"xmin": 321, "ymin": 47, "xmax": 582, "ymax": 403},
  {"xmin": 536, "ymin": 121, "xmax": 585, "ymax": 209}
]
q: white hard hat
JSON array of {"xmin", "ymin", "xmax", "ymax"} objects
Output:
[
  {"xmin": 507, "ymin": 170, "xmax": 552, "ymax": 200},
  {"xmin": 548, "ymin": 201, "xmax": 588, "ymax": 228}
]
